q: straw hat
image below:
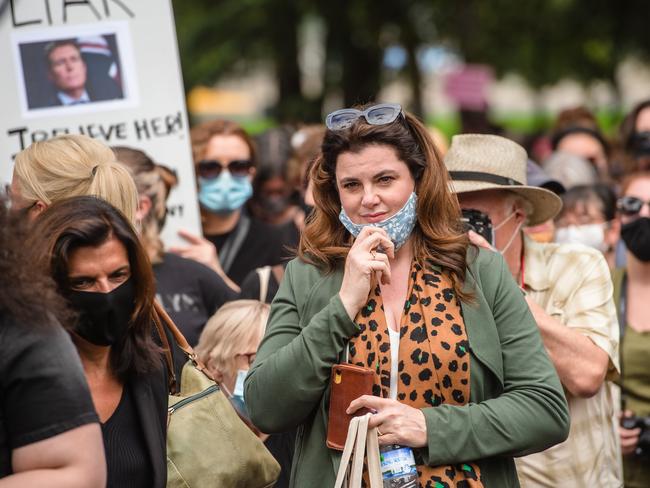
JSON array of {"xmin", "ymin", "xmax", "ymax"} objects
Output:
[{"xmin": 444, "ymin": 134, "xmax": 562, "ymax": 226}]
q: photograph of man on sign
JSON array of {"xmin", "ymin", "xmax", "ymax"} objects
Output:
[{"xmin": 19, "ymin": 33, "xmax": 125, "ymax": 110}]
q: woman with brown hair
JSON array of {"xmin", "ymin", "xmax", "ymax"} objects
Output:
[
  {"xmin": 612, "ymin": 171, "xmax": 650, "ymax": 487},
  {"xmin": 28, "ymin": 196, "xmax": 183, "ymax": 488},
  {"xmin": 245, "ymin": 103, "xmax": 569, "ymax": 487},
  {"xmin": 170, "ymin": 119, "xmax": 288, "ymax": 290}
]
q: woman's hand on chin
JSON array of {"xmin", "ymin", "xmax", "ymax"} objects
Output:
[
  {"xmin": 339, "ymin": 227, "xmax": 395, "ymax": 320},
  {"xmin": 347, "ymin": 395, "xmax": 427, "ymax": 448}
]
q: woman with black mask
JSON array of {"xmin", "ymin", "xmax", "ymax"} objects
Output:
[
  {"xmin": 613, "ymin": 171, "xmax": 650, "ymax": 488},
  {"xmin": 28, "ymin": 196, "xmax": 183, "ymax": 488}
]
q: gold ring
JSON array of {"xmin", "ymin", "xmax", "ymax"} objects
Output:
[{"xmin": 377, "ymin": 428, "xmax": 384, "ymax": 436}]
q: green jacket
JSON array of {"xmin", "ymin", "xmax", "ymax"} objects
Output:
[{"xmin": 245, "ymin": 248, "xmax": 570, "ymax": 487}]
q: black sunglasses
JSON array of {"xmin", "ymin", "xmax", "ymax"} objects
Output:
[
  {"xmin": 197, "ymin": 159, "xmax": 252, "ymax": 179},
  {"xmin": 618, "ymin": 196, "xmax": 650, "ymax": 216}
]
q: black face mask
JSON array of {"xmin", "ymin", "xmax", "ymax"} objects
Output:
[
  {"xmin": 67, "ymin": 279, "xmax": 136, "ymax": 346},
  {"xmin": 621, "ymin": 217, "xmax": 650, "ymax": 262},
  {"xmin": 260, "ymin": 195, "xmax": 290, "ymax": 216}
]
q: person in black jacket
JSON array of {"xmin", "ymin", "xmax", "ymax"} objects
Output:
[
  {"xmin": 29, "ymin": 196, "xmax": 184, "ymax": 488},
  {"xmin": 0, "ymin": 196, "xmax": 106, "ymax": 486}
]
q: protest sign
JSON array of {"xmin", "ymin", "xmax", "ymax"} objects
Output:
[{"xmin": 0, "ymin": 0, "xmax": 201, "ymax": 247}]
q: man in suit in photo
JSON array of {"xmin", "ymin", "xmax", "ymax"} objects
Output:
[{"xmin": 44, "ymin": 40, "xmax": 121, "ymax": 107}]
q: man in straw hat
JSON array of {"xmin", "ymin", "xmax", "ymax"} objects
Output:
[{"xmin": 445, "ymin": 134, "xmax": 621, "ymax": 487}]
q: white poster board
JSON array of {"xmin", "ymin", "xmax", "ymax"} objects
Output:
[{"xmin": 0, "ymin": 0, "xmax": 201, "ymax": 247}]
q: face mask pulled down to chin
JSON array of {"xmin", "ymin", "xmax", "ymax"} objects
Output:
[{"xmin": 338, "ymin": 192, "xmax": 417, "ymax": 250}]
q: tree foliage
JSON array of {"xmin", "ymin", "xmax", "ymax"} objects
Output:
[
  {"xmin": 172, "ymin": 0, "xmax": 650, "ymax": 122},
  {"xmin": 433, "ymin": 0, "xmax": 650, "ymax": 87}
]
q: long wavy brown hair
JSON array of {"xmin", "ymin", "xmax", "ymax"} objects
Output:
[{"xmin": 299, "ymin": 106, "xmax": 471, "ymax": 299}]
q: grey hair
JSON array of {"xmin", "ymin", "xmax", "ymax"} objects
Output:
[{"xmin": 503, "ymin": 191, "xmax": 533, "ymax": 225}]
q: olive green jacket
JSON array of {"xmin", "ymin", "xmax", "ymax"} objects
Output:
[{"xmin": 245, "ymin": 248, "xmax": 570, "ymax": 487}]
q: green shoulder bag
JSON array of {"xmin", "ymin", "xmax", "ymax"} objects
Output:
[{"xmin": 153, "ymin": 302, "xmax": 280, "ymax": 488}]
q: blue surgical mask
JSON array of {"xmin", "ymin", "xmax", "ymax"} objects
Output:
[
  {"xmin": 231, "ymin": 369, "xmax": 248, "ymax": 417},
  {"xmin": 198, "ymin": 173, "xmax": 253, "ymax": 213},
  {"xmin": 338, "ymin": 192, "xmax": 417, "ymax": 250}
]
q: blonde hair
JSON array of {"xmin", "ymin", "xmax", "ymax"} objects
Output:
[
  {"xmin": 112, "ymin": 146, "xmax": 178, "ymax": 263},
  {"xmin": 195, "ymin": 300, "xmax": 270, "ymax": 381},
  {"xmin": 13, "ymin": 135, "xmax": 138, "ymax": 224}
]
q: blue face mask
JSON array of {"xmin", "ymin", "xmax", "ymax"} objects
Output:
[
  {"xmin": 198, "ymin": 173, "xmax": 253, "ymax": 213},
  {"xmin": 338, "ymin": 192, "xmax": 417, "ymax": 250},
  {"xmin": 231, "ymin": 369, "xmax": 248, "ymax": 418}
]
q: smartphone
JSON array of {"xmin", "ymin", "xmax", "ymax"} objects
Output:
[
  {"xmin": 461, "ymin": 208, "xmax": 494, "ymax": 245},
  {"xmin": 326, "ymin": 363, "xmax": 374, "ymax": 450}
]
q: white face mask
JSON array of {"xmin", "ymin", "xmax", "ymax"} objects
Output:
[
  {"xmin": 555, "ymin": 223, "xmax": 607, "ymax": 252},
  {"xmin": 494, "ymin": 211, "xmax": 522, "ymax": 254}
]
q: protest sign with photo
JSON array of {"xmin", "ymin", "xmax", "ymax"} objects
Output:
[{"xmin": 0, "ymin": 0, "xmax": 201, "ymax": 247}]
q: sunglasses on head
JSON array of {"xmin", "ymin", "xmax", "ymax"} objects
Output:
[
  {"xmin": 197, "ymin": 159, "xmax": 252, "ymax": 179},
  {"xmin": 325, "ymin": 103, "xmax": 403, "ymax": 131},
  {"xmin": 617, "ymin": 196, "xmax": 650, "ymax": 216}
]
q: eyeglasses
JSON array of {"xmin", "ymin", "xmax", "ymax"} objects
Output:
[
  {"xmin": 197, "ymin": 159, "xmax": 252, "ymax": 179},
  {"xmin": 325, "ymin": 103, "xmax": 402, "ymax": 131},
  {"xmin": 617, "ymin": 196, "xmax": 650, "ymax": 216}
]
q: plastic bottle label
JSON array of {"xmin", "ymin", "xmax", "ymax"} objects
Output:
[{"xmin": 380, "ymin": 446, "xmax": 417, "ymax": 487}]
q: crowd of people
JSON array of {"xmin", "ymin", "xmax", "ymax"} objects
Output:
[{"xmin": 1, "ymin": 97, "xmax": 650, "ymax": 488}]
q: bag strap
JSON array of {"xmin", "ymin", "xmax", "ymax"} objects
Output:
[
  {"xmin": 271, "ymin": 264, "xmax": 285, "ymax": 287},
  {"xmin": 151, "ymin": 300, "xmax": 214, "ymax": 394},
  {"xmin": 334, "ymin": 413, "xmax": 381, "ymax": 488},
  {"xmin": 349, "ymin": 414, "xmax": 368, "ymax": 488},
  {"xmin": 256, "ymin": 266, "xmax": 272, "ymax": 302},
  {"xmin": 365, "ymin": 423, "xmax": 382, "ymax": 488},
  {"xmin": 219, "ymin": 213, "xmax": 250, "ymax": 274},
  {"xmin": 334, "ymin": 416, "xmax": 360, "ymax": 488},
  {"xmin": 151, "ymin": 303, "xmax": 176, "ymax": 393}
]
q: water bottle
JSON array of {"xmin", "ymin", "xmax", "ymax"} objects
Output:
[{"xmin": 379, "ymin": 444, "xmax": 418, "ymax": 488}]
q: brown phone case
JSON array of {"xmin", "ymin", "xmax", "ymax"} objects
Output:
[{"xmin": 326, "ymin": 363, "xmax": 375, "ymax": 451}]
